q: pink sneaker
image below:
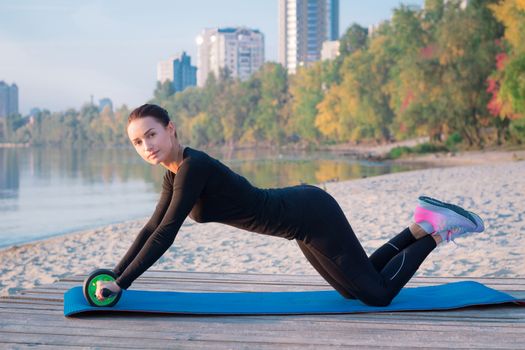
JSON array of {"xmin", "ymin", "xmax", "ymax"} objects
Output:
[{"xmin": 414, "ymin": 196, "xmax": 485, "ymax": 243}]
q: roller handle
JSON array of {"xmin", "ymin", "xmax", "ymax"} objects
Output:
[{"xmin": 101, "ymin": 288, "xmax": 115, "ymax": 298}]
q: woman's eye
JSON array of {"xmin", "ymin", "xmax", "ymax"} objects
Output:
[{"xmin": 149, "ymin": 133, "xmax": 155, "ymax": 138}]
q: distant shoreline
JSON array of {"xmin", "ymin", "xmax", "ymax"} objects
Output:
[
  {"xmin": 2, "ymin": 138, "xmax": 524, "ymax": 163},
  {"xmin": 392, "ymin": 148, "xmax": 525, "ymax": 167}
]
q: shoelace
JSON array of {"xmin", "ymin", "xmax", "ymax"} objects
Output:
[{"xmin": 445, "ymin": 227, "xmax": 463, "ymax": 247}]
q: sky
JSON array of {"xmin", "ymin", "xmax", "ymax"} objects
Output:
[{"xmin": 0, "ymin": 0, "xmax": 424, "ymax": 114}]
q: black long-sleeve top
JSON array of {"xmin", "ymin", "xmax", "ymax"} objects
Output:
[{"xmin": 113, "ymin": 146, "xmax": 309, "ymax": 289}]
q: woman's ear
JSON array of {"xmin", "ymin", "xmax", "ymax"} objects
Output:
[{"xmin": 167, "ymin": 121, "xmax": 178, "ymax": 139}]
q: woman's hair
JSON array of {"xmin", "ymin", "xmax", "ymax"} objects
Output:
[{"xmin": 128, "ymin": 104, "xmax": 171, "ymax": 127}]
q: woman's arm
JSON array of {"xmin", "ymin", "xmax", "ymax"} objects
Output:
[
  {"xmin": 115, "ymin": 157, "xmax": 209, "ymax": 289},
  {"xmin": 113, "ymin": 171, "xmax": 173, "ymax": 276}
]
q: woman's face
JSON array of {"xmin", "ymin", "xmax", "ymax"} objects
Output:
[{"xmin": 127, "ymin": 116, "xmax": 176, "ymax": 165}]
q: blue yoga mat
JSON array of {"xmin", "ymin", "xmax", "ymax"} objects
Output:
[{"xmin": 63, "ymin": 280, "xmax": 523, "ymax": 317}]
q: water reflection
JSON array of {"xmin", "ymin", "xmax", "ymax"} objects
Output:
[
  {"xmin": 0, "ymin": 146, "xmax": 432, "ymax": 249},
  {"xmin": 0, "ymin": 148, "xmax": 19, "ymax": 202}
]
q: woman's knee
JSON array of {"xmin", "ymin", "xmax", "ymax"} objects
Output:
[
  {"xmin": 336, "ymin": 289, "xmax": 357, "ymax": 299},
  {"xmin": 336, "ymin": 286, "xmax": 392, "ymax": 305},
  {"xmin": 357, "ymin": 290, "xmax": 394, "ymax": 306}
]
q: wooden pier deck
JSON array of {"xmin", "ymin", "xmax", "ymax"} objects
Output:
[{"xmin": 1, "ymin": 271, "xmax": 524, "ymax": 349}]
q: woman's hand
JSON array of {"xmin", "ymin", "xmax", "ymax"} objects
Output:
[{"xmin": 95, "ymin": 280, "xmax": 122, "ymax": 300}]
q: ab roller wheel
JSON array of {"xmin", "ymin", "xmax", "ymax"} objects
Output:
[{"xmin": 83, "ymin": 268, "xmax": 122, "ymax": 307}]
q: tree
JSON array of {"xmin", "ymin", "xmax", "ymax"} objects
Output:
[
  {"xmin": 391, "ymin": 1, "xmax": 503, "ymax": 146},
  {"xmin": 339, "ymin": 24, "xmax": 368, "ymax": 57},
  {"xmin": 243, "ymin": 63, "xmax": 289, "ymax": 145},
  {"xmin": 489, "ymin": 0, "xmax": 525, "ymax": 115},
  {"xmin": 288, "ymin": 62, "xmax": 330, "ymax": 144},
  {"xmin": 152, "ymin": 81, "xmax": 174, "ymax": 103},
  {"xmin": 435, "ymin": 0, "xmax": 502, "ymax": 146}
]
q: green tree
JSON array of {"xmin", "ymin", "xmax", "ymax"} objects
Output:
[
  {"xmin": 288, "ymin": 62, "xmax": 327, "ymax": 144},
  {"xmin": 339, "ymin": 24, "xmax": 368, "ymax": 57},
  {"xmin": 152, "ymin": 81, "xmax": 175, "ymax": 103},
  {"xmin": 243, "ymin": 63, "xmax": 289, "ymax": 145}
]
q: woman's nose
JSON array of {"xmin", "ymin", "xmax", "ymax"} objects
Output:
[{"xmin": 143, "ymin": 140, "xmax": 154, "ymax": 152}]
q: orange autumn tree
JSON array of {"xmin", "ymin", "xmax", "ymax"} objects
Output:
[
  {"xmin": 489, "ymin": 0, "xmax": 525, "ymax": 143},
  {"xmin": 315, "ymin": 54, "xmax": 362, "ymax": 142},
  {"xmin": 316, "ymin": 22, "xmax": 397, "ymax": 144}
]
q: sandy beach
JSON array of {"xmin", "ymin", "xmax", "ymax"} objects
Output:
[{"xmin": 1, "ymin": 154, "xmax": 524, "ymax": 297}]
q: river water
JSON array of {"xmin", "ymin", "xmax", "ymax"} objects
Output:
[{"xmin": 0, "ymin": 146, "xmax": 433, "ymax": 249}]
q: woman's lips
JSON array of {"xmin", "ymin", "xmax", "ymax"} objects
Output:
[{"xmin": 148, "ymin": 150, "xmax": 159, "ymax": 159}]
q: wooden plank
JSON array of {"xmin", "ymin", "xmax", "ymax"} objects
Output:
[
  {"xmin": 14, "ymin": 284, "xmax": 335, "ymax": 297},
  {"xmin": 1, "ymin": 294, "xmax": 524, "ymax": 327},
  {"xmin": 4, "ymin": 295, "xmax": 525, "ymax": 317},
  {"xmin": 0, "ymin": 319, "xmax": 523, "ymax": 349},
  {"xmin": 18, "ymin": 283, "xmax": 334, "ymax": 295},
  {"xmin": 0, "ymin": 324, "xmax": 522, "ymax": 348},
  {"xmin": 1, "ymin": 272, "xmax": 523, "ymax": 349},
  {"xmin": 0, "ymin": 344, "xmax": 89, "ymax": 349},
  {"xmin": 2, "ymin": 310, "xmax": 524, "ymax": 334},
  {"xmin": 13, "ymin": 284, "xmax": 525, "ymax": 304},
  {"xmin": 6, "ymin": 291, "xmax": 525, "ymax": 318},
  {"xmin": 17, "ymin": 273, "xmax": 525, "ymax": 293},
  {"xmin": 0, "ymin": 332, "xmax": 300, "ymax": 350},
  {"xmin": 2, "ymin": 272, "xmax": 524, "ymax": 316},
  {"xmin": 2, "ymin": 302, "xmax": 524, "ymax": 327},
  {"xmin": 1, "ymin": 313, "xmax": 524, "ymax": 347},
  {"xmin": 40, "ymin": 278, "xmax": 525, "ymax": 292},
  {"xmin": 61, "ymin": 271, "xmax": 525, "ymax": 286},
  {"xmin": 0, "ymin": 302, "xmax": 62, "ymax": 312},
  {"xmin": 18, "ymin": 284, "xmax": 525, "ymax": 301},
  {"xmin": 1, "ymin": 310, "xmax": 524, "ymax": 330}
]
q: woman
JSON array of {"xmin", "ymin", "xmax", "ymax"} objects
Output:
[{"xmin": 95, "ymin": 104, "xmax": 484, "ymax": 306}]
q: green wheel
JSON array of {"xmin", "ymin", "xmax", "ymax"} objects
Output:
[{"xmin": 83, "ymin": 269, "xmax": 122, "ymax": 307}]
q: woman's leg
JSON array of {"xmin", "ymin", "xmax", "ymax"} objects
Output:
[
  {"xmin": 368, "ymin": 226, "xmax": 417, "ymax": 272},
  {"xmin": 298, "ymin": 223, "xmax": 428, "ymax": 300},
  {"xmin": 300, "ymin": 189, "xmax": 438, "ymax": 306},
  {"xmin": 305, "ymin": 234, "xmax": 437, "ymax": 306},
  {"xmin": 297, "ymin": 240, "xmax": 357, "ymax": 299}
]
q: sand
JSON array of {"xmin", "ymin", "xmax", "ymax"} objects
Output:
[{"xmin": 1, "ymin": 156, "xmax": 524, "ymax": 297}]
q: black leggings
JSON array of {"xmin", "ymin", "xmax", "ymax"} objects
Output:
[{"xmin": 296, "ymin": 189, "xmax": 437, "ymax": 306}]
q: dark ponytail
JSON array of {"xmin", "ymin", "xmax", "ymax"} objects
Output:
[{"xmin": 128, "ymin": 104, "xmax": 170, "ymax": 127}]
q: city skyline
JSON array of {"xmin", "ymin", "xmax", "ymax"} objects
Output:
[
  {"xmin": 0, "ymin": 0, "xmax": 425, "ymax": 114},
  {"xmin": 157, "ymin": 52, "xmax": 197, "ymax": 93},
  {"xmin": 197, "ymin": 27, "xmax": 265, "ymax": 86},
  {"xmin": 279, "ymin": 0, "xmax": 339, "ymax": 74},
  {"xmin": 0, "ymin": 81, "xmax": 18, "ymax": 117}
]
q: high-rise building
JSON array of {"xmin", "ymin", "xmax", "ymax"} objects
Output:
[
  {"xmin": 0, "ymin": 81, "xmax": 19, "ymax": 118},
  {"xmin": 196, "ymin": 27, "xmax": 265, "ymax": 86},
  {"xmin": 157, "ymin": 59, "xmax": 174, "ymax": 84},
  {"xmin": 173, "ymin": 52, "xmax": 197, "ymax": 92},
  {"xmin": 279, "ymin": 0, "xmax": 339, "ymax": 74},
  {"xmin": 156, "ymin": 52, "xmax": 197, "ymax": 93}
]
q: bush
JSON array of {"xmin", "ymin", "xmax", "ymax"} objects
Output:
[
  {"xmin": 509, "ymin": 118, "xmax": 525, "ymax": 144},
  {"xmin": 387, "ymin": 142, "xmax": 449, "ymax": 159},
  {"xmin": 445, "ymin": 132, "xmax": 462, "ymax": 150},
  {"xmin": 388, "ymin": 146, "xmax": 413, "ymax": 159},
  {"xmin": 413, "ymin": 142, "xmax": 449, "ymax": 154}
]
